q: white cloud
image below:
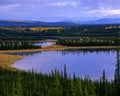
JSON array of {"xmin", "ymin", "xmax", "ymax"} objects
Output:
[
  {"xmin": 88, "ymin": 7, "xmax": 120, "ymax": 15},
  {"xmin": 46, "ymin": 1, "xmax": 79, "ymax": 7},
  {"xmin": 0, "ymin": 4, "xmax": 21, "ymax": 10},
  {"xmin": 85, "ymin": 7, "xmax": 90, "ymax": 10}
]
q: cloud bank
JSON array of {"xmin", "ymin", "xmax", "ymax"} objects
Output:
[
  {"xmin": 0, "ymin": 0, "xmax": 120, "ymax": 21},
  {"xmin": 89, "ymin": 7, "xmax": 120, "ymax": 15},
  {"xmin": 46, "ymin": 1, "xmax": 79, "ymax": 7},
  {"xmin": 0, "ymin": 3, "xmax": 21, "ymax": 10}
]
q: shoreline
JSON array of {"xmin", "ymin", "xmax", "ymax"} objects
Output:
[
  {"xmin": 0, "ymin": 45, "xmax": 119, "ymax": 53},
  {"xmin": 0, "ymin": 45, "xmax": 119, "ymax": 69},
  {"xmin": 0, "ymin": 53, "xmax": 22, "ymax": 70}
]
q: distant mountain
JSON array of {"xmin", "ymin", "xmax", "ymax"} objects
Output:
[
  {"xmin": 0, "ymin": 18, "xmax": 120, "ymax": 27},
  {"xmin": 0, "ymin": 20, "xmax": 78, "ymax": 27},
  {"xmin": 78, "ymin": 18, "xmax": 120, "ymax": 24}
]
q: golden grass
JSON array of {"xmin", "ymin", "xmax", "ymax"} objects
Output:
[
  {"xmin": 29, "ymin": 27, "xmax": 63, "ymax": 31},
  {"xmin": 0, "ymin": 45, "xmax": 66, "ymax": 53},
  {"xmin": 0, "ymin": 45, "xmax": 118, "ymax": 54},
  {"xmin": 0, "ymin": 53, "xmax": 22, "ymax": 70},
  {"xmin": 0, "ymin": 27, "xmax": 64, "ymax": 32}
]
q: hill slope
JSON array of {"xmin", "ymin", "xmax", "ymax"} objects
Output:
[{"xmin": 0, "ymin": 20, "xmax": 78, "ymax": 27}]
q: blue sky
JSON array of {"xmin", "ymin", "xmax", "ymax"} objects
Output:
[{"xmin": 0, "ymin": 0, "xmax": 120, "ymax": 21}]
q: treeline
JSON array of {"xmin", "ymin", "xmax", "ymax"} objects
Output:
[
  {"xmin": 56, "ymin": 38, "xmax": 120, "ymax": 46},
  {"xmin": 0, "ymin": 64, "xmax": 120, "ymax": 96},
  {"xmin": 0, "ymin": 41, "xmax": 40, "ymax": 50},
  {"xmin": 1, "ymin": 24, "xmax": 120, "ymax": 40}
]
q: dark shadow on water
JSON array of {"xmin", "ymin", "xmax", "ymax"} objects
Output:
[
  {"xmin": 7, "ymin": 51, "xmax": 42, "ymax": 57},
  {"xmin": 58, "ymin": 48, "xmax": 117, "ymax": 56}
]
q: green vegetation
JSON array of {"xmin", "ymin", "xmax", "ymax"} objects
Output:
[
  {"xmin": 0, "ymin": 24, "xmax": 120, "ymax": 41},
  {"xmin": 0, "ymin": 41, "xmax": 40, "ymax": 50},
  {"xmin": 56, "ymin": 38, "xmax": 120, "ymax": 46},
  {"xmin": 0, "ymin": 66, "xmax": 114, "ymax": 96}
]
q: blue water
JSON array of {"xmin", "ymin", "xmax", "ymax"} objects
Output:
[
  {"xmin": 34, "ymin": 42, "xmax": 55, "ymax": 47},
  {"xmin": 12, "ymin": 50, "xmax": 117, "ymax": 80}
]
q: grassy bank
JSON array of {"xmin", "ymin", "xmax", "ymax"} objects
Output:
[
  {"xmin": 0, "ymin": 53, "xmax": 22, "ymax": 69},
  {"xmin": 0, "ymin": 45, "xmax": 119, "ymax": 53}
]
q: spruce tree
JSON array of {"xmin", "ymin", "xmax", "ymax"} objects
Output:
[
  {"xmin": 114, "ymin": 49, "xmax": 120, "ymax": 96},
  {"xmin": 100, "ymin": 70, "xmax": 107, "ymax": 96},
  {"xmin": 15, "ymin": 70, "xmax": 23, "ymax": 96}
]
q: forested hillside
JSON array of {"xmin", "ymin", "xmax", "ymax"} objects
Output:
[{"xmin": 0, "ymin": 24, "xmax": 120, "ymax": 41}]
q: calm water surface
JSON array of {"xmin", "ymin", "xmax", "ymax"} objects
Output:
[
  {"xmin": 12, "ymin": 49, "xmax": 117, "ymax": 80},
  {"xmin": 34, "ymin": 42, "xmax": 55, "ymax": 47}
]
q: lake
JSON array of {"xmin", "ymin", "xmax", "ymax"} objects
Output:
[
  {"xmin": 34, "ymin": 42, "xmax": 55, "ymax": 47},
  {"xmin": 12, "ymin": 49, "xmax": 117, "ymax": 80}
]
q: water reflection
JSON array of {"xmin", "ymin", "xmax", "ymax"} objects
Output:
[
  {"xmin": 9, "ymin": 51, "xmax": 42, "ymax": 57},
  {"xmin": 9, "ymin": 48, "xmax": 117, "ymax": 57},
  {"xmin": 59, "ymin": 48, "xmax": 117, "ymax": 56}
]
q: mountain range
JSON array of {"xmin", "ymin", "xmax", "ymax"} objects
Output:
[{"xmin": 0, "ymin": 18, "xmax": 120, "ymax": 27}]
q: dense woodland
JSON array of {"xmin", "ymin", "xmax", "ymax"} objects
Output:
[
  {"xmin": 0, "ymin": 41, "xmax": 40, "ymax": 50},
  {"xmin": 56, "ymin": 38, "xmax": 120, "ymax": 46},
  {"xmin": 0, "ymin": 24, "xmax": 120, "ymax": 41}
]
